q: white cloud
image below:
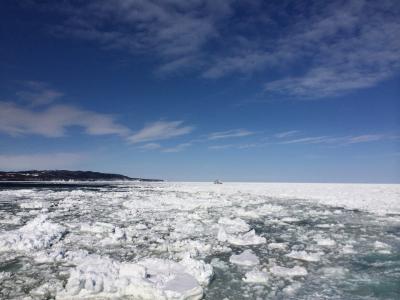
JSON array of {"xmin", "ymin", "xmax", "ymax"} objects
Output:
[
  {"xmin": 205, "ymin": 1, "xmax": 400, "ymax": 98},
  {"xmin": 208, "ymin": 144, "xmax": 233, "ymax": 150},
  {"xmin": 44, "ymin": 0, "xmax": 233, "ymax": 73},
  {"xmin": 0, "ymin": 102, "xmax": 129, "ymax": 137},
  {"xmin": 237, "ymin": 143, "xmax": 258, "ymax": 149},
  {"xmin": 162, "ymin": 143, "xmax": 192, "ymax": 153},
  {"xmin": 208, "ymin": 143, "xmax": 259, "ymax": 150},
  {"xmin": 16, "ymin": 81, "xmax": 63, "ymax": 106},
  {"xmin": 0, "ymin": 153, "xmax": 83, "ymax": 170},
  {"xmin": 274, "ymin": 130, "xmax": 299, "ymax": 138},
  {"xmin": 28, "ymin": 1, "xmax": 400, "ymax": 98},
  {"xmin": 346, "ymin": 134, "xmax": 387, "ymax": 144},
  {"xmin": 279, "ymin": 134, "xmax": 395, "ymax": 145},
  {"xmin": 128, "ymin": 121, "xmax": 193, "ymax": 143},
  {"xmin": 138, "ymin": 143, "xmax": 162, "ymax": 150},
  {"xmin": 280, "ymin": 136, "xmax": 333, "ymax": 145},
  {"xmin": 208, "ymin": 129, "xmax": 254, "ymax": 140}
]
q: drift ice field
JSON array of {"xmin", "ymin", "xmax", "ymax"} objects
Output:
[{"xmin": 0, "ymin": 182, "xmax": 399, "ymax": 299}]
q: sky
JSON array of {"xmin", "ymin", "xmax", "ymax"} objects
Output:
[{"xmin": 0, "ymin": 0, "xmax": 399, "ymax": 182}]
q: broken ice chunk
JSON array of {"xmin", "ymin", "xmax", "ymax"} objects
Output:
[
  {"xmin": 229, "ymin": 249, "xmax": 260, "ymax": 266},
  {"xmin": 243, "ymin": 270, "xmax": 269, "ymax": 284},
  {"xmin": 286, "ymin": 250, "xmax": 321, "ymax": 262},
  {"xmin": 270, "ymin": 265, "xmax": 308, "ymax": 277}
]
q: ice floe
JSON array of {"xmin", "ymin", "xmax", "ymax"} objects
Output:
[
  {"xmin": 242, "ymin": 270, "xmax": 269, "ymax": 284},
  {"xmin": 217, "ymin": 217, "xmax": 250, "ymax": 233},
  {"xmin": 283, "ymin": 281, "xmax": 302, "ymax": 295},
  {"xmin": 269, "ymin": 265, "xmax": 308, "ymax": 277},
  {"xmin": 286, "ymin": 250, "xmax": 321, "ymax": 262},
  {"xmin": 268, "ymin": 242, "xmax": 288, "ymax": 250},
  {"xmin": 374, "ymin": 241, "xmax": 392, "ymax": 254},
  {"xmin": 0, "ymin": 181, "xmax": 399, "ymax": 299},
  {"xmin": 316, "ymin": 238, "xmax": 336, "ymax": 247},
  {"xmin": 0, "ymin": 215, "xmax": 66, "ymax": 251},
  {"xmin": 218, "ymin": 227, "xmax": 266, "ymax": 245},
  {"xmin": 229, "ymin": 250, "xmax": 260, "ymax": 266},
  {"xmin": 58, "ymin": 254, "xmax": 212, "ymax": 300},
  {"xmin": 19, "ymin": 200, "xmax": 50, "ymax": 209}
]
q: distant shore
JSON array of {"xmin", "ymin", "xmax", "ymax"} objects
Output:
[{"xmin": 0, "ymin": 170, "xmax": 163, "ymax": 182}]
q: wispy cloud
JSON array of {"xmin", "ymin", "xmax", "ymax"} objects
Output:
[
  {"xmin": 2, "ymin": 84, "xmax": 198, "ymax": 147},
  {"xmin": 208, "ymin": 144, "xmax": 233, "ymax": 150},
  {"xmin": 0, "ymin": 152, "xmax": 84, "ymax": 170},
  {"xmin": 208, "ymin": 129, "xmax": 254, "ymax": 140},
  {"xmin": 39, "ymin": 0, "xmax": 233, "ymax": 73},
  {"xmin": 274, "ymin": 130, "xmax": 299, "ymax": 138},
  {"xmin": 279, "ymin": 134, "xmax": 396, "ymax": 145},
  {"xmin": 280, "ymin": 136, "xmax": 332, "ymax": 145},
  {"xmin": 26, "ymin": 1, "xmax": 400, "ymax": 98},
  {"xmin": 346, "ymin": 134, "xmax": 388, "ymax": 144},
  {"xmin": 207, "ymin": 132, "xmax": 398, "ymax": 150},
  {"xmin": 16, "ymin": 81, "xmax": 63, "ymax": 106},
  {"xmin": 128, "ymin": 121, "xmax": 193, "ymax": 143},
  {"xmin": 0, "ymin": 102, "xmax": 129, "ymax": 137},
  {"xmin": 162, "ymin": 142, "xmax": 192, "ymax": 153},
  {"xmin": 137, "ymin": 143, "xmax": 162, "ymax": 150},
  {"xmin": 206, "ymin": 1, "xmax": 400, "ymax": 98},
  {"xmin": 208, "ymin": 143, "xmax": 259, "ymax": 150}
]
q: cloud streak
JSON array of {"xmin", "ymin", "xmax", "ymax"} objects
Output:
[
  {"xmin": 279, "ymin": 134, "xmax": 397, "ymax": 145},
  {"xmin": 274, "ymin": 130, "xmax": 299, "ymax": 139},
  {"xmin": 208, "ymin": 129, "xmax": 254, "ymax": 140},
  {"xmin": 162, "ymin": 142, "xmax": 192, "ymax": 153},
  {"xmin": 128, "ymin": 121, "xmax": 193, "ymax": 143},
  {"xmin": 206, "ymin": 132, "xmax": 398, "ymax": 151}
]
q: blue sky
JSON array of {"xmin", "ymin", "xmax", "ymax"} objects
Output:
[{"xmin": 0, "ymin": 0, "xmax": 399, "ymax": 182}]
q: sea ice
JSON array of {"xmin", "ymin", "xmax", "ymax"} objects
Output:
[
  {"xmin": 210, "ymin": 258, "xmax": 229, "ymax": 270},
  {"xmin": 136, "ymin": 223, "xmax": 148, "ymax": 230},
  {"xmin": 229, "ymin": 250, "xmax": 260, "ymax": 266},
  {"xmin": 218, "ymin": 227, "xmax": 266, "ymax": 246},
  {"xmin": 59, "ymin": 254, "xmax": 212, "ymax": 300},
  {"xmin": 168, "ymin": 240, "xmax": 212, "ymax": 258},
  {"xmin": 0, "ymin": 181, "xmax": 399, "ymax": 299},
  {"xmin": 0, "ymin": 215, "xmax": 66, "ymax": 252},
  {"xmin": 243, "ymin": 270, "xmax": 269, "ymax": 284},
  {"xmin": 374, "ymin": 241, "xmax": 391, "ymax": 249},
  {"xmin": 283, "ymin": 282, "xmax": 302, "ymax": 295},
  {"xmin": 19, "ymin": 200, "xmax": 49, "ymax": 209},
  {"xmin": 374, "ymin": 241, "xmax": 392, "ymax": 254},
  {"xmin": 286, "ymin": 250, "xmax": 321, "ymax": 262},
  {"xmin": 281, "ymin": 217, "xmax": 300, "ymax": 223},
  {"xmin": 321, "ymin": 267, "xmax": 348, "ymax": 278},
  {"xmin": 217, "ymin": 217, "xmax": 250, "ymax": 233},
  {"xmin": 235, "ymin": 208, "xmax": 260, "ymax": 219},
  {"xmin": 268, "ymin": 243, "xmax": 288, "ymax": 250},
  {"xmin": 316, "ymin": 238, "xmax": 336, "ymax": 247},
  {"xmin": 270, "ymin": 265, "xmax": 308, "ymax": 277},
  {"xmin": 342, "ymin": 244, "xmax": 356, "ymax": 254}
]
